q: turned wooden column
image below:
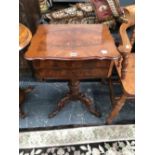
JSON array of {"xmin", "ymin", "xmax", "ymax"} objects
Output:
[
  {"xmin": 68, "ymin": 80, "xmax": 80, "ymax": 97},
  {"xmin": 121, "ymin": 52, "xmax": 129, "ymax": 79}
]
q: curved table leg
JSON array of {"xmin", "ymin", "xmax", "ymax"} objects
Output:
[
  {"xmin": 48, "ymin": 94, "xmax": 71, "ymax": 118},
  {"xmin": 48, "ymin": 80, "xmax": 100, "ymax": 118},
  {"xmin": 19, "ymin": 87, "xmax": 33, "ymax": 119},
  {"xmin": 106, "ymin": 93, "xmax": 127, "ymax": 124},
  {"xmin": 78, "ymin": 93, "xmax": 101, "ymax": 117}
]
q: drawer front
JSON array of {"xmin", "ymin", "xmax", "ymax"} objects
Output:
[
  {"xmin": 35, "ymin": 68, "xmax": 109, "ymax": 80},
  {"xmin": 33, "ymin": 60, "xmax": 111, "ymax": 69}
]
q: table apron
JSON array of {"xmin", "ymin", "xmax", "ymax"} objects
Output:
[{"xmin": 32, "ymin": 60, "xmax": 114, "ymax": 80}]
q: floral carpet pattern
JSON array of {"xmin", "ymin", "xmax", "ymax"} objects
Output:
[{"xmin": 19, "ymin": 140, "xmax": 135, "ymax": 155}]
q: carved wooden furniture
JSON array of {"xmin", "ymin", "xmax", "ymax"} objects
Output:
[
  {"xmin": 106, "ymin": 5, "xmax": 135, "ymax": 124},
  {"xmin": 25, "ymin": 24, "xmax": 120, "ymax": 118},
  {"xmin": 19, "ymin": 23, "xmax": 33, "ymax": 118}
]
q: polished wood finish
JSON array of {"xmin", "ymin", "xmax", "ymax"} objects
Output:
[
  {"xmin": 118, "ymin": 5, "xmax": 135, "ymax": 79},
  {"xmin": 32, "ymin": 60, "xmax": 113, "ymax": 81},
  {"xmin": 119, "ymin": 5, "xmax": 135, "ymax": 53},
  {"xmin": 48, "ymin": 80, "xmax": 100, "ymax": 118},
  {"xmin": 116, "ymin": 54, "xmax": 135, "ymax": 96},
  {"xmin": 19, "ymin": 23, "xmax": 32, "ymax": 51},
  {"xmin": 107, "ymin": 54, "xmax": 135, "ymax": 124},
  {"xmin": 25, "ymin": 24, "xmax": 120, "ymax": 118},
  {"xmin": 25, "ymin": 24, "xmax": 120, "ymax": 60},
  {"xmin": 107, "ymin": 5, "xmax": 135, "ymax": 124},
  {"xmin": 19, "ymin": 23, "xmax": 34, "ymax": 77}
]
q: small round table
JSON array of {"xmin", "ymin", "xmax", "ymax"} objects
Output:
[
  {"xmin": 19, "ymin": 23, "xmax": 32, "ymax": 51},
  {"xmin": 19, "ymin": 23, "xmax": 32, "ymax": 118}
]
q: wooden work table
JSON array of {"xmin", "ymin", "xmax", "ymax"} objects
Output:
[{"xmin": 25, "ymin": 24, "xmax": 120, "ymax": 118}]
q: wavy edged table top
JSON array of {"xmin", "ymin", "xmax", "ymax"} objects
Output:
[
  {"xmin": 19, "ymin": 23, "xmax": 32, "ymax": 51},
  {"xmin": 25, "ymin": 24, "xmax": 120, "ymax": 61}
]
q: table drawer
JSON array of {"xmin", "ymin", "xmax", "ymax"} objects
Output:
[{"xmin": 33, "ymin": 60, "xmax": 111, "ymax": 69}]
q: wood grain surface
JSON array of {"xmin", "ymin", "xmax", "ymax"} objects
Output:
[
  {"xmin": 19, "ymin": 23, "xmax": 32, "ymax": 51},
  {"xmin": 25, "ymin": 24, "xmax": 120, "ymax": 60}
]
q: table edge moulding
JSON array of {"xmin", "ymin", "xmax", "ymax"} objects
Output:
[{"xmin": 25, "ymin": 24, "xmax": 120, "ymax": 61}]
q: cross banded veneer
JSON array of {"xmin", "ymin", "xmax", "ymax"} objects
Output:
[{"xmin": 25, "ymin": 24, "xmax": 120, "ymax": 118}]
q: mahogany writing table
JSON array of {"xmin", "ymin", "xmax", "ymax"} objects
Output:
[{"xmin": 25, "ymin": 24, "xmax": 120, "ymax": 118}]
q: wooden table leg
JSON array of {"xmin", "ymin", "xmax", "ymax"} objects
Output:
[
  {"xmin": 48, "ymin": 80, "xmax": 100, "ymax": 118},
  {"xmin": 108, "ymin": 77, "xmax": 116, "ymax": 107},
  {"xmin": 19, "ymin": 88, "xmax": 27, "ymax": 119},
  {"xmin": 106, "ymin": 93, "xmax": 127, "ymax": 124},
  {"xmin": 19, "ymin": 87, "xmax": 33, "ymax": 119}
]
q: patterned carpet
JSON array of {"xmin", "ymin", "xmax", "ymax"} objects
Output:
[
  {"xmin": 20, "ymin": 140, "xmax": 135, "ymax": 155},
  {"xmin": 19, "ymin": 125, "xmax": 135, "ymax": 155}
]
